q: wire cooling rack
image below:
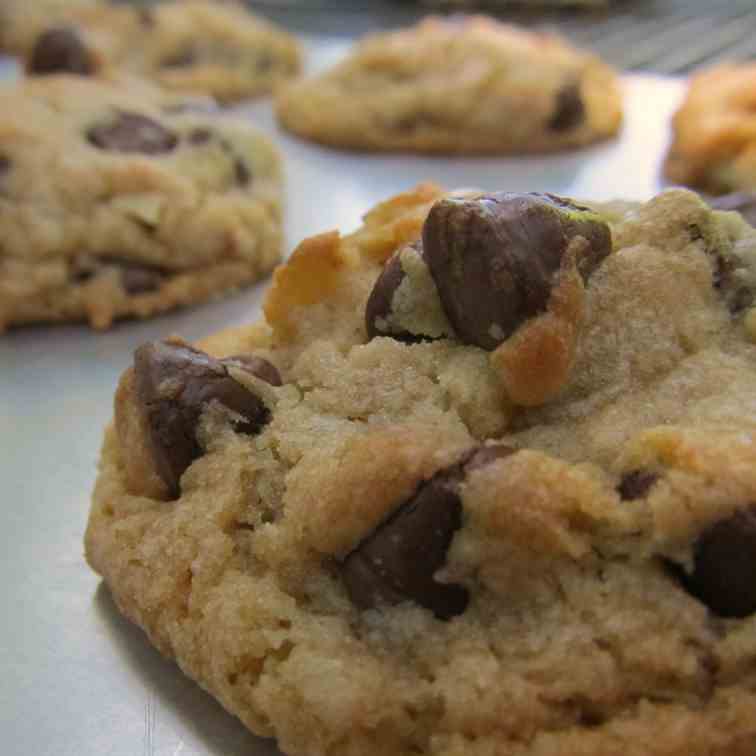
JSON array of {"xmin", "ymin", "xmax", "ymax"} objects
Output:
[{"xmin": 243, "ymin": 0, "xmax": 756, "ymax": 74}]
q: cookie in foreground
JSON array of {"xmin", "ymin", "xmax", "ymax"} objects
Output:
[
  {"xmin": 276, "ymin": 15, "xmax": 622, "ymax": 154},
  {"xmin": 665, "ymin": 63, "xmax": 756, "ymax": 194},
  {"xmin": 22, "ymin": 0, "xmax": 301, "ymax": 104},
  {"xmin": 86, "ymin": 184, "xmax": 756, "ymax": 755},
  {"xmin": 0, "ymin": 75, "xmax": 282, "ymax": 332}
]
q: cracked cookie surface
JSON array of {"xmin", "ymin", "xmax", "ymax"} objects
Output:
[
  {"xmin": 17, "ymin": 0, "xmax": 301, "ymax": 103},
  {"xmin": 0, "ymin": 75, "xmax": 282, "ymax": 331},
  {"xmin": 87, "ymin": 185, "xmax": 756, "ymax": 755},
  {"xmin": 276, "ymin": 15, "xmax": 622, "ymax": 154}
]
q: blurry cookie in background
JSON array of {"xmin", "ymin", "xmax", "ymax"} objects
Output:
[
  {"xmin": 0, "ymin": 75, "xmax": 283, "ymax": 332},
  {"xmin": 665, "ymin": 64, "xmax": 756, "ymax": 195},
  {"xmin": 22, "ymin": 0, "xmax": 302, "ymax": 104},
  {"xmin": 0, "ymin": 0, "xmax": 103, "ymax": 56},
  {"xmin": 276, "ymin": 15, "xmax": 622, "ymax": 154}
]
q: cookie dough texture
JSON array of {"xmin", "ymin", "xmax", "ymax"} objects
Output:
[
  {"xmin": 86, "ymin": 184, "xmax": 756, "ymax": 755},
  {"xmin": 20, "ymin": 0, "xmax": 302, "ymax": 103},
  {"xmin": 665, "ymin": 64, "xmax": 756, "ymax": 194},
  {"xmin": 276, "ymin": 15, "xmax": 622, "ymax": 154},
  {"xmin": 0, "ymin": 76, "xmax": 282, "ymax": 332}
]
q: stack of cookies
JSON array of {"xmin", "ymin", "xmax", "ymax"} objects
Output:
[{"xmin": 3, "ymin": 4, "xmax": 756, "ymax": 756}]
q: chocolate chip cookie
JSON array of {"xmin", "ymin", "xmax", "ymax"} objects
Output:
[
  {"xmin": 276, "ymin": 15, "xmax": 622, "ymax": 154},
  {"xmin": 665, "ymin": 64, "xmax": 756, "ymax": 195},
  {"xmin": 0, "ymin": 75, "xmax": 282, "ymax": 332},
  {"xmin": 86, "ymin": 184, "xmax": 756, "ymax": 755},
  {"xmin": 20, "ymin": 0, "xmax": 301, "ymax": 104}
]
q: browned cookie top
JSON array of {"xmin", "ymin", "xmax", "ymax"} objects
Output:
[{"xmin": 87, "ymin": 185, "xmax": 756, "ymax": 756}]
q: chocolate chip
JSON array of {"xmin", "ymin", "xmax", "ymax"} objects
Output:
[
  {"xmin": 365, "ymin": 250, "xmax": 407, "ymax": 340},
  {"xmin": 342, "ymin": 443, "xmax": 515, "ymax": 619},
  {"xmin": 70, "ymin": 257, "xmax": 165, "ymax": 292},
  {"xmin": 133, "ymin": 341, "xmax": 275, "ymax": 498},
  {"xmin": 27, "ymin": 27, "xmax": 96, "ymax": 76},
  {"xmin": 342, "ymin": 469, "xmax": 468, "ymax": 619},
  {"xmin": 548, "ymin": 82, "xmax": 586, "ymax": 132},
  {"xmin": 708, "ymin": 192, "xmax": 756, "ymax": 227},
  {"xmin": 0, "ymin": 156, "xmax": 9, "ymax": 176},
  {"xmin": 118, "ymin": 262, "xmax": 164, "ymax": 295},
  {"xmin": 161, "ymin": 48, "xmax": 196, "ymax": 69},
  {"xmin": 618, "ymin": 470, "xmax": 659, "ymax": 501},
  {"xmin": 71, "ymin": 267, "xmax": 94, "ymax": 284},
  {"xmin": 138, "ymin": 8, "xmax": 156, "ymax": 27},
  {"xmin": 222, "ymin": 354, "xmax": 282, "ymax": 387},
  {"xmin": 710, "ymin": 243, "xmax": 753, "ymax": 314},
  {"xmin": 188, "ymin": 128, "xmax": 213, "ymax": 145},
  {"xmin": 366, "ymin": 244, "xmax": 420, "ymax": 342},
  {"xmin": 234, "ymin": 158, "xmax": 251, "ymax": 187},
  {"xmin": 255, "ymin": 54, "xmax": 273, "ymax": 73},
  {"xmin": 393, "ymin": 112, "xmax": 439, "ymax": 132},
  {"xmin": 423, "ymin": 193, "xmax": 611, "ymax": 350},
  {"xmin": 682, "ymin": 507, "xmax": 756, "ymax": 618},
  {"xmin": 87, "ymin": 112, "xmax": 178, "ymax": 154}
]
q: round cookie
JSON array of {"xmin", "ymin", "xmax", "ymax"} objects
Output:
[
  {"xmin": 275, "ymin": 15, "xmax": 622, "ymax": 154},
  {"xmin": 0, "ymin": 75, "xmax": 282, "ymax": 331},
  {"xmin": 21, "ymin": 0, "xmax": 302, "ymax": 104},
  {"xmin": 86, "ymin": 185, "xmax": 756, "ymax": 755},
  {"xmin": 665, "ymin": 64, "xmax": 756, "ymax": 194}
]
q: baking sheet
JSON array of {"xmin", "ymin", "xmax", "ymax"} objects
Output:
[{"xmin": 0, "ymin": 38, "xmax": 686, "ymax": 756}]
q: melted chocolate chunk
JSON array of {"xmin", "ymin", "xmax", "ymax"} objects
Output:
[
  {"xmin": 27, "ymin": 27, "xmax": 96, "ymax": 76},
  {"xmin": 342, "ymin": 443, "xmax": 515, "ymax": 619},
  {"xmin": 161, "ymin": 48, "xmax": 197, "ymax": 69},
  {"xmin": 393, "ymin": 112, "xmax": 439, "ymax": 132},
  {"xmin": 365, "ymin": 244, "xmax": 424, "ymax": 342},
  {"xmin": 138, "ymin": 8, "xmax": 156, "ymax": 27},
  {"xmin": 548, "ymin": 82, "xmax": 586, "ymax": 132},
  {"xmin": 71, "ymin": 258, "xmax": 165, "ymax": 293},
  {"xmin": 618, "ymin": 470, "xmax": 659, "ymax": 501},
  {"xmin": 711, "ymin": 245, "xmax": 753, "ymax": 314},
  {"xmin": 682, "ymin": 507, "xmax": 756, "ymax": 618},
  {"xmin": 188, "ymin": 128, "xmax": 213, "ymax": 145},
  {"xmin": 255, "ymin": 54, "xmax": 273, "ymax": 73},
  {"xmin": 119, "ymin": 263, "xmax": 164, "ymax": 295},
  {"xmin": 133, "ymin": 341, "xmax": 276, "ymax": 498},
  {"xmin": 222, "ymin": 354, "xmax": 282, "ymax": 387},
  {"xmin": 233, "ymin": 158, "xmax": 251, "ymax": 187},
  {"xmin": 423, "ymin": 192, "xmax": 611, "ymax": 350},
  {"xmin": 87, "ymin": 112, "xmax": 178, "ymax": 154}
]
